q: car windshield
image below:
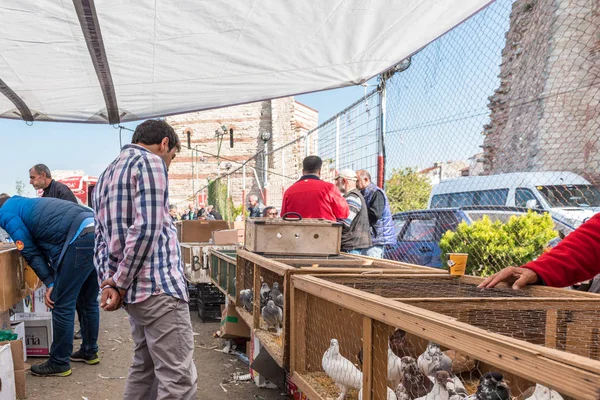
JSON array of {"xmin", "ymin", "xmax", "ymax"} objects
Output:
[{"xmin": 538, "ymin": 185, "xmax": 600, "ymax": 208}]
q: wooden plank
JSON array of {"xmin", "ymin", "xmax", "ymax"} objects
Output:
[
  {"xmin": 292, "ymin": 275, "xmax": 600, "ymax": 399},
  {"xmin": 273, "ymin": 258, "xmax": 376, "ymax": 266},
  {"xmin": 290, "ymin": 282, "xmax": 308, "ymax": 373},
  {"xmin": 253, "ymin": 263, "xmax": 260, "ymax": 329},
  {"xmin": 545, "ymin": 309, "xmax": 559, "ymax": 349},
  {"xmin": 343, "ymin": 253, "xmax": 438, "ymax": 271},
  {"xmin": 291, "ymin": 268, "xmax": 445, "ymax": 275},
  {"xmin": 372, "ymin": 321, "xmax": 389, "ymax": 400},
  {"xmin": 362, "ymin": 317, "xmax": 373, "ymax": 400},
  {"xmin": 254, "ymin": 329, "xmax": 285, "ymax": 369},
  {"xmin": 403, "ymin": 299, "xmax": 600, "ymax": 312},
  {"xmin": 236, "ymin": 306, "xmax": 253, "ymax": 329},
  {"xmin": 292, "ymin": 372, "xmax": 326, "ymax": 400},
  {"xmin": 238, "ymin": 249, "xmax": 293, "ymax": 276},
  {"xmin": 282, "ymin": 273, "xmax": 289, "ymax": 368}
]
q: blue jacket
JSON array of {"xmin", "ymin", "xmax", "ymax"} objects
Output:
[
  {"xmin": 0, "ymin": 196, "xmax": 93, "ymax": 287},
  {"xmin": 361, "ymin": 183, "xmax": 396, "ymax": 246}
]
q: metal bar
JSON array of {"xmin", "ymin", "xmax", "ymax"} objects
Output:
[
  {"xmin": 73, "ymin": 0, "xmax": 120, "ymax": 124},
  {"xmin": 0, "ymin": 78, "xmax": 34, "ymax": 122},
  {"xmin": 335, "ymin": 116, "xmax": 340, "ymax": 172}
]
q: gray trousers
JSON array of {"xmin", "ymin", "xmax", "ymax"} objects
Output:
[{"xmin": 123, "ymin": 294, "xmax": 198, "ymax": 400}]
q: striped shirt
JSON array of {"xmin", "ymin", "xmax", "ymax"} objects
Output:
[
  {"xmin": 341, "ymin": 191, "xmax": 362, "ymax": 228},
  {"xmin": 93, "ymin": 144, "xmax": 187, "ymax": 304}
]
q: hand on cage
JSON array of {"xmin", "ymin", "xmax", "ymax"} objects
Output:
[{"xmin": 478, "ymin": 266, "xmax": 539, "ymax": 290}]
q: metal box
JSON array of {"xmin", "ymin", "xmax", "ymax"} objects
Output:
[{"xmin": 244, "ymin": 218, "xmax": 342, "ymax": 256}]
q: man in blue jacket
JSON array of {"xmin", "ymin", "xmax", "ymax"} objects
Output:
[{"xmin": 0, "ymin": 194, "xmax": 99, "ymax": 377}]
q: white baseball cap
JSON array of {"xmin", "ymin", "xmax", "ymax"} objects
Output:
[{"xmin": 336, "ymin": 168, "xmax": 357, "ymax": 181}]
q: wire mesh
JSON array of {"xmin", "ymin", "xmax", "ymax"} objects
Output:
[{"xmin": 291, "ymin": 274, "xmax": 600, "ymax": 400}]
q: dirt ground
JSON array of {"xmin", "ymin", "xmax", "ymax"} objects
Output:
[{"xmin": 26, "ymin": 308, "xmax": 287, "ymax": 400}]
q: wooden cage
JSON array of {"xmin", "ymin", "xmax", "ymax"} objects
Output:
[
  {"xmin": 180, "ymin": 243, "xmax": 238, "ymax": 285},
  {"xmin": 290, "ymin": 274, "xmax": 600, "ymax": 400},
  {"xmin": 234, "ymin": 250, "xmax": 446, "ymax": 369},
  {"xmin": 209, "ymin": 248, "xmax": 238, "ymax": 303}
]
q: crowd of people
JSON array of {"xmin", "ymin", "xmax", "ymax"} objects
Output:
[{"xmin": 0, "ymin": 120, "xmax": 598, "ymax": 400}]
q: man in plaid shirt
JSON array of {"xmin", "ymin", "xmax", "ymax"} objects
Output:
[{"xmin": 93, "ymin": 120, "xmax": 197, "ymax": 399}]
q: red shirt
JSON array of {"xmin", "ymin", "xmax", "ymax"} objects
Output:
[
  {"xmin": 523, "ymin": 213, "xmax": 600, "ymax": 287},
  {"xmin": 281, "ymin": 176, "xmax": 349, "ymax": 222}
]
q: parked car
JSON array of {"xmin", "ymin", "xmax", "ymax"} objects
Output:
[
  {"xmin": 384, "ymin": 206, "xmax": 564, "ymax": 268},
  {"xmin": 428, "ymin": 171, "xmax": 600, "ymax": 235}
]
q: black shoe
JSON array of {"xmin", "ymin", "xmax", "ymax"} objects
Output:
[
  {"xmin": 30, "ymin": 360, "xmax": 72, "ymax": 377},
  {"xmin": 70, "ymin": 350, "xmax": 100, "ymax": 365},
  {"xmin": 74, "ymin": 329, "xmax": 82, "ymax": 340}
]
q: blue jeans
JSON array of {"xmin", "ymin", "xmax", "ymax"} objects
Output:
[
  {"xmin": 347, "ymin": 249, "xmax": 363, "ymax": 255},
  {"xmin": 50, "ymin": 231, "xmax": 99, "ymax": 367},
  {"xmin": 361, "ymin": 245, "xmax": 385, "ymax": 259}
]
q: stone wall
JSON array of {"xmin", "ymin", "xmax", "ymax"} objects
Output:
[
  {"xmin": 483, "ymin": 0, "xmax": 600, "ymax": 184},
  {"xmin": 166, "ymin": 98, "xmax": 318, "ymax": 213}
]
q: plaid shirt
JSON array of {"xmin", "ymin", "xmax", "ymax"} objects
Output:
[{"xmin": 93, "ymin": 144, "xmax": 188, "ymax": 304}]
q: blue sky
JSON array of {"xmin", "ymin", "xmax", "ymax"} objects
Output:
[{"xmin": 0, "ymin": 85, "xmax": 369, "ymax": 195}]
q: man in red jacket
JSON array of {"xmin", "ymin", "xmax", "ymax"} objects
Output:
[
  {"xmin": 479, "ymin": 213, "xmax": 600, "ymax": 290},
  {"xmin": 281, "ymin": 156, "xmax": 349, "ymax": 221}
]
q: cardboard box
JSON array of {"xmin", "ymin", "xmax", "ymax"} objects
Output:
[
  {"xmin": 212, "ymin": 229, "xmax": 239, "ymax": 245},
  {"xmin": 0, "ymin": 340, "xmax": 25, "ymax": 398},
  {"xmin": 0, "ymin": 248, "xmax": 40, "ymax": 312},
  {"xmin": 16, "ymin": 315, "xmax": 53, "ymax": 357},
  {"xmin": 11, "ymin": 293, "xmax": 34, "ymax": 315},
  {"xmin": 32, "ymin": 287, "xmax": 50, "ymax": 313},
  {"xmin": 11, "ymin": 321, "xmax": 26, "ymax": 362},
  {"xmin": 176, "ymin": 220, "xmax": 229, "ymax": 243},
  {"xmin": 0, "ymin": 343, "xmax": 16, "ymax": 400},
  {"xmin": 220, "ymin": 305, "xmax": 250, "ymax": 339}
]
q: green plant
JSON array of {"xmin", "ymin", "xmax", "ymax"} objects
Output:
[
  {"xmin": 385, "ymin": 167, "xmax": 432, "ymax": 213},
  {"xmin": 439, "ymin": 212, "xmax": 558, "ymax": 277},
  {"xmin": 207, "ymin": 178, "xmax": 235, "ymax": 221}
]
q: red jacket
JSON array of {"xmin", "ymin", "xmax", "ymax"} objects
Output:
[
  {"xmin": 523, "ymin": 213, "xmax": 600, "ymax": 287},
  {"xmin": 281, "ymin": 175, "xmax": 349, "ymax": 222}
]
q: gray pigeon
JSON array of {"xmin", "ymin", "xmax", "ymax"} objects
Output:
[
  {"xmin": 239, "ymin": 289, "xmax": 253, "ymax": 312},
  {"xmin": 261, "ymin": 300, "xmax": 283, "ymax": 335},
  {"xmin": 260, "ymin": 282, "xmax": 271, "ymax": 309},
  {"xmin": 465, "ymin": 372, "xmax": 510, "ymax": 400},
  {"xmin": 270, "ymin": 282, "xmax": 282, "ymax": 301},
  {"xmin": 274, "ymin": 293, "xmax": 284, "ymax": 308},
  {"xmin": 418, "ymin": 342, "xmax": 452, "ymax": 376}
]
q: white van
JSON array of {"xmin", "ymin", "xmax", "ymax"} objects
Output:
[{"xmin": 428, "ymin": 171, "xmax": 600, "ymax": 234}]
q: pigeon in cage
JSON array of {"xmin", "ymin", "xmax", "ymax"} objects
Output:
[
  {"xmin": 520, "ymin": 384, "xmax": 563, "ymax": 400},
  {"xmin": 239, "ymin": 289, "xmax": 253, "ymax": 312},
  {"xmin": 358, "ymin": 387, "xmax": 398, "ymax": 400},
  {"xmin": 390, "ymin": 329, "xmax": 415, "ymax": 358},
  {"xmin": 418, "ymin": 342, "xmax": 452, "ymax": 376},
  {"xmin": 415, "ymin": 370, "xmax": 454, "ymax": 400},
  {"xmin": 388, "ymin": 346, "xmax": 403, "ymax": 388},
  {"xmin": 395, "ymin": 356, "xmax": 434, "ymax": 400},
  {"xmin": 260, "ymin": 282, "xmax": 271, "ymax": 308},
  {"xmin": 270, "ymin": 281, "xmax": 282, "ymax": 300},
  {"xmin": 322, "ymin": 338, "xmax": 363, "ymax": 400},
  {"xmin": 274, "ymin": 292, "xmax": 284, "ymax": 308},
  {"xmin": 261, "ymin": 300, "xmax": 283, "ymax": 335},
  {"xmin": 466, "ymin": 372, "xmax": 511, "ymax": 400}
]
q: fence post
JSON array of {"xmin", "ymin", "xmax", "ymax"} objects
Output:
[
  {"xmin": 377, "ymin": 84, "xmax": 386, "ymax": 189},
  {"xmin": 242, "ymin": 165, "xmax": 247, "ymax": 218},
  {"xmin": 335, "ymin": 115, "xmax": 341, "ymax": 172}
]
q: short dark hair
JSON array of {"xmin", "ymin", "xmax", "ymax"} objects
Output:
[
  {"xmin": 302, "ymin": 156, "xmax": 322, "ymax": 173},
  {"xmin": 0, "ymin": 194, "xmax": 10, "ymax": 209},
  {"xmin": 132, "ymin": 120, "xmax": 181, "ymax": 152},
  {"xmin": 31, "ymin": 164, "xmax": 52, "ymax": 179},
  {"xmin": 263, "ymin": 206, "xmax": 278, "ymax": 217}
]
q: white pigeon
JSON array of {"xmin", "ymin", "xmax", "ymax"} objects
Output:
[
  {"xmin": 418, "ymin": 342, "xmax": 452, "ymax": 376},
  {"xmin": 322, "ymin": 339, "xmax": 363, "ymax": 400},
  {"xmin": 261, "ymin": 300, "xmax": 283, "ymax": 335},
  {"xmin": 388, "ymin": 346, "xmax": 403, "ymax": 387},
  {"xmin": 359, "ymin": 387, "xmax": 398, "ymax": 400},
  {"xmin": 525, "ymin": 384, "xmax": 564, "ymax": 400},
  {"xmin": 416, "ymin": 370, "xmax": 453, "ymax": 400},
  {"xmin": 428, "ymin": 373, "xmax": 468, "ymax": 399}
]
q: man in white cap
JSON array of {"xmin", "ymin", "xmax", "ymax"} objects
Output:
[{"xmin": 335, "ymin": 169, "xmax": 372, "ymax": 254}]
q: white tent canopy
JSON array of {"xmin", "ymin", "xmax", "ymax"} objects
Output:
[{"xmin": 0, "ymin": 0, "xmax": 491, "ymax": 124}]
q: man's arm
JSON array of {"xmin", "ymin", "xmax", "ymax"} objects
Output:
[
  {"xmin": 367, "ymin": 191, "xmax": 385, "ymax": 225},
  {"xmin": 339, "ymin": 194, "xmax": 360, "ymax": 228},
  {"xmin": 1, "ymin": 214, "xmax": 54, "ymax": 287},
  {"xmin": 111, "ymin": 157, "xmax": 168, "ymax": 290},
  {"xmin": 480, "ymin": 214, "xmax": 600, "ymax": 289}
]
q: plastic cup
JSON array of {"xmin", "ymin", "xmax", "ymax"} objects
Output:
[{"xmin": 447, "ymin": 253, "xmax": 468, "ymax": 276}]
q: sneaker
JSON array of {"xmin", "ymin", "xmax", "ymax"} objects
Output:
[
  {"xmin": 74, "ymin": 329, "xmax": 82, "ymax": 340},
  {"xmin": 30, "ymin": 361, "xmax": 72, "ymax": 377},
  {"xmin": 70, "ymin": 350, "xmax": 100, "ymax": 365}
]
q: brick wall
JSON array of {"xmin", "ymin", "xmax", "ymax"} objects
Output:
[
  {"xmin": 166, "ymin": 98, "xmax": 318, "ymax": 213},
  {"xmin": 483, "ymin": 0, "xmax": 600, "ymax": 184}
]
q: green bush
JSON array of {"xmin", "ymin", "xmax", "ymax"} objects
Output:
[
  {"xmin": 385, "ymin": 167, "xmax": 432, "ymax": 213},
  {"xmin": 207, "ymin": 178, "xmax": 235, "ymax": 222},
  {"xmin": 439, "ymin": 212, "xmax": 558, "ymax": 277}
]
